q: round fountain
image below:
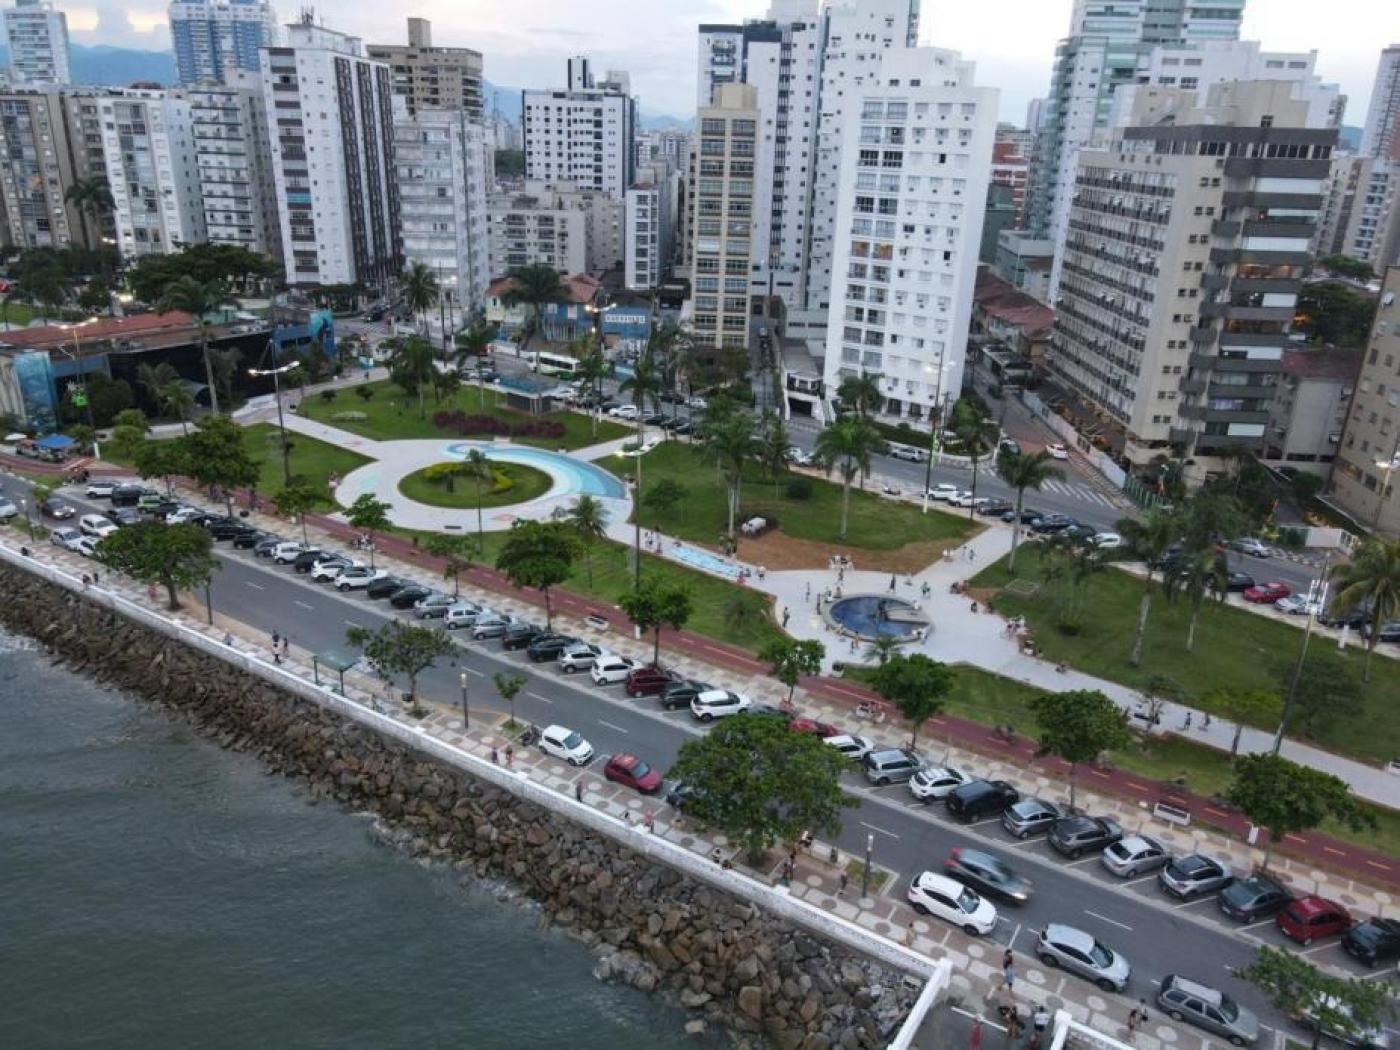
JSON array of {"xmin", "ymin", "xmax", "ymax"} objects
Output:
[{"xmin": 825, "ymin": 594, "xmax": 931, "ymax": 643}]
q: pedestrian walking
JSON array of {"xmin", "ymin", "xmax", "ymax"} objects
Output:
[
  {"xmin": 81, "ymin": 574, "xmax": 90, "ymax": 589},
  {"xmin": 272, "ymin": 630, "xmax": 281, "ymax": 651},
  {"xmin": 280, "ymin": 637, "xmax": 290, "ymax": 662},
  {"xmin": 805, "ymin": 582, "xmax": 811, "ymax": 602},
  {"xmin": 968, "ymin": 546, "xmax": 977, "ymax": 562},
  {"xmin": 491, "ymin": 747, "xmax": 499, "ymax": 764},
  {"xmin": 782, "ymin": 607, "xmax": 791, "ymax": 628},
  {"xmin": 1002, "ymin": 949, "xmax": 1015, "ymax": 989},
  {"xmin": 223, "ymin": 632, "xmax": 234, "ymax": 647},
  {"xmin": 1032, "ymin": 1007, "xmax": 1050, "ymax": 1036},
  {"xmin": 574, "ymin": 782, "xmax": 583, "ymax": 803},
  {"xmin": 838, "ymin": 871, "xmax": 849, "ymax": 897},
  {"xmin": 1127, "ymin": 1000, "xmax": 1148, "ymax": 1039},
  {"xmin": 1182, "ymin": 711, "xmax": 1192, "ymax": 730},
  {"xmin": 272, "ymin": 642, "xmax": 282, "ymax": 664},
  {"xmin": 1201, "ymin": 712, "xmax": 1211, "ymax": 730},
  {"xmin": 888, "ymin": 574, "xmax": 897, "ymax": 592},
  {"xmin": 643, "ymin": 811, "xmax": 655, "ymax": 833},
  {"xmin": 504, "ymin": 745, "xmax": 514, "ymax": 767},
  {"xmin": 1005, "ymin": 1006, "xmax": 1024, "ymax": 1041},
  {"xmin": 91, "ymin": 571, "xmax": 99, "ymax": 585}
]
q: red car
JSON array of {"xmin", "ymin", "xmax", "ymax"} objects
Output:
[
  {"xmin": 624, "ymin": 665, "xmax": 675, "ymax": 697},
  {"xmin": 1276, "ymin": 895, "xmax": 1352, "ymax": 946},
  {"xmin": 1243, "ymin": 582, "xmax": 1290, "ymax": 604},
  {"xmin": 603, "ymin": 753, "xmax": 663, "ymax": 794},
  {"xmin": 789, "ymin": 717, "xmax": 843, "ymax": 738}
]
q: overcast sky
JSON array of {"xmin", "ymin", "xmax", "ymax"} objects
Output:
[{"xmin": 64, "ymin": 0, "xmax": 1400, "ymax": 125}]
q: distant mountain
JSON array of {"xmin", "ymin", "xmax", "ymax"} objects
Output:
[
  {"xmin": 483, "ymin": 79, "xmax": 688, "ymax": 132},
  {"xmin": 0, "ymin": 42, "xmax": 177, "ymax": 86}
]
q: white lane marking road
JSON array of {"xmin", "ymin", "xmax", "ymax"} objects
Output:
[
  {"xmin": 526, "ymin": 691, "xmax": 554, "ymax": 705},
  {"xmin": 293, "ymin": 599, "xmax": 314, "ymax": 611},
  {"xmin": 245, "ymin": 581, "xmax": 264, "ymax": 590},
  {"xmin": 859, "ymin": 821, "xmax": 901, "ymax": 840},
  {"xmin": 1083, "ymin": 909, "xmax": 1134, "ymax": 932},
  {"xmin": 597, "ymin": 719, "xmax": 630, "ymax": 735}
]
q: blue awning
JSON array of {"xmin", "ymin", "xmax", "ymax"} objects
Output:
[{"xmin": 35, "ymin": 434, "xmax": 75, "ymax": 450}]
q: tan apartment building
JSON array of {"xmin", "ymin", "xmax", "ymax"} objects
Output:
[
  {"xmin": 1330, "ymin": 266, "xmax": 1400, "ymax": 535},
  {"xmin": 0, "ymin": 88, "xmax": 85, "ymax": 249},
  {"xmin": 367, "ymin": 18, "xmax": 484, "ymax": 121}
]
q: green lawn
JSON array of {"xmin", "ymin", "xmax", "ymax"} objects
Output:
[
  {"xmin": 969, "ymin": 546, "xmax": 1400, "ymax": 767},
  {"xmin": 295, "ymin": 379, "xmax": 631, "ymax": 450},
  {"xmin": 398, "ymin": 463, "xmax": 553, "ymax": 510},
  {"xmin": 846, "ymin": 662, "xmax": 1398, "ymax": 855},
  {"xmin": 601, "ymin": 442, "xmax": 975, "ymax": 556}
]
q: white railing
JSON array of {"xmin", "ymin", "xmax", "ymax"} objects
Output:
[
  {"xmin": 885, "ymin": 959, "xmax": 953, "ymax": 1050},
  {"xmin": 1049, "ymin": 1009, "xmax": 1132, "ymax": 1050}
]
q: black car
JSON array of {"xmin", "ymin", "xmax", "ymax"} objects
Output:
[
  {"xmin": 660, "ymin": 679, "xmax": 709, "ymax": 710},
  {"xmin": 502, "ymin": 622, "xmax": 544, "ymax": 650},
  {"xmin": 1047, "ymin": 816, "xmax": 1124, "ymax": 859},
  {"xmin": 1342, "ymin": 918, "xmax": 1400, "ymax": 966},
  {"xmin": 210, "ymin": 520, "xmax": 255, "ymax": 541},
  {"xmin": 1030, "ymin": 514, "xmax": 1076, "ymax": 533},
  {"xmin": 199, "ymin": 514, "xmax": 238, "ymax": 532},
  {"xmin": 366, "ymin": 575, "xmax": 409, "ymax": 599},
  {"xmin": 1001, "ymin": 508, "xmax": 1044, "ymax": 525},
  {"xmin": 1217, "ymin": 873, "xmax": 1292, "ymax": 923},
  {"xmin": 599, "ymin": 399, "xmax": 620, "ymax": 413},
  {"xmin": 110, "ymin": 506, "xmax": 142, "ymax": 527},
  {"xmin": 109, "ymin": 484, "xmax": 152, "ymax": 508},
  {"xmin": 253, "ymin": 535, "xmax": 284, "ymax": 557},
  {"xmin": 665, "ymin": 781, "xmax": 707, "ymax": 813},
  {"xmin": 749, "ymin": 704, "xmax": 793, "ymax": 723},
  {"xmin": 362, "ymin": 305, "xmax": 387, "ymax": 322},
  {"xmin": 1224, "ymin": 571, "xmax": 1255, "ymax": 592},
  {"xmin": 976, "ymin": 499, "xmax": 1014, "ymax": 516},
  {"xmin": 292, "ymin": 549, "xmax": 327, "ymax": 572},
  {"xmin": 526, "ymin": 633, "xmax": 578, "ymax": 662},
  {"xmin": 945, "ymin": 779, "xmax": 1020, "ymax": 822},
  {"xmin": 388, "ymin": 583, "xmax": 433, "ymax": 608},
  {"xmin": 144, "ymin": 500, "xmax": 180, "ymax": 519},
  {"xmin": 1363, "ymin": 621, "xmax": 1400, "ymax": 643},
  {"xmin": 232, "ymin": 529, "xmax": 269, "ymax": 550},
  {"xmin": 1061, "ymin": 523, "xmax": 1097, "ymax": 542},
  {"xmin": 943, "ymin": 847, "xmax": 1032, "ymax": 904},
  {"xmin": 672, "ymin": 421, "xmax": 694, "ymax": 436},
  {"xmin": 643, "ymin": 413, "xmax": 668, "ymax": 426}
]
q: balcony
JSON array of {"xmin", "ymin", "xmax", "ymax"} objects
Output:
[
  {"xmin": 1211, "ymin": 219, "xmax": 1242, "ymax": 238},
  {"xmin": 1243, "ymin": 220, "xmax": 1315, "ymax": 239},
  {"xmin": 1208, "ymin": 381, "xmax": 1276, "ymax": 400},
  {"xmin": 1221, "ymin": 191, "xmax": 1323, "ymax": 209},
  {"xmin": 1178, "ymin": 377, "xmax": 1207, "ymax": 395},
  {"xmin": 1222, "ymin": 157, "xmax": 1330, "ymax": 179},
  {"xmin": 1210, "ymin": 246, "xmax": 1310, "ymax": 267},
  {"xmin": 1189, "ymin": 325, "xmax": 1216, "ymax": 345},
  {"xmin": 1217, "ymin": 330, "xmax": 1288, "ymax": 348},
  {"xmin": 1199, "ymin": 273, "xmax": 1228, "ymax": 291}
]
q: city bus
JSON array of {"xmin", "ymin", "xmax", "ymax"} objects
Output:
[{"xmin": 525, "ymin": 351, "xmax": 579, "ymax": 380}]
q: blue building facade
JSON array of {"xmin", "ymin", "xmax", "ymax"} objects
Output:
[{"xmin": 170, "ymin": 0, "xmax": 275, "ymax": 85}]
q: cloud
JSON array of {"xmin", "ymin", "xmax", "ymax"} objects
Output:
[{"xmin": 67, "ymin": 2, "xmax": 169, "ymax": 48}]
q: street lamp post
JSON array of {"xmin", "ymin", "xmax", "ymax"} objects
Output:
[
  {"xmin": 1274, "ymin": 563, "xmax": 1330, "ymax": 754},
  {"xmin": 616, "ymin": 448, "xmax": 646, "ymax": 590},
  {"xmin": 459, "ymin": 671, "xmax": 470, "ymax": 729},
  {"xmin": 203, "ymin": 580, "xmax": 214, "ymax": 625},
  {"xmin": 19, "ymin": 497, "xmax": 33, "ymax": 540},
  {"xmin": 248, "ymin": 354, "xmax": 302, "ymax": 486},
  {"xmin": 921, "ymin": 361, "xmax": 950, "ymax": 514},
  {"xmin": 56, "ymin": 318, "xmax": 101, "ymax": 460},
  {"xmin": 861, "ymin": 832, "xmax": 874, "ymax": 899}
]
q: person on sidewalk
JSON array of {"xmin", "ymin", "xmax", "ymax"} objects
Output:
[
  {"xmin": 280, "ymin": 637, "xmax": 290, "ymax": 663},
  {"xmin": 781, "ymin": 607, "xmax": 791, "ymax": 628},
  {"xmin": 888, "ymin": 574, "xmax": 897, "ymax": 593},
  {"xmin": 1032, "ymin": 1006, "xmax": 1050, "ymax": 1037}
]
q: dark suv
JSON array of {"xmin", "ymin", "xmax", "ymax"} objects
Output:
[
  {"xmin": 659, "ymin": 679, "xmax": 709, "ymax": 709},
  {"xmin": 527, "ymin": 634, "xmax": 577, "ymax": 662},
  {"xmin": 388, "ymin": 583, "xmax": 432, "ymax": 608},
  {"xmin": 502, "ymin": 623, "xmax": 544, "ymax": 650},
  {"xmin": 1342, "ymin": 918, "xmax": 1400, "ymax": 966},
  {"xmin": 366, "ymin": 575, "xmax": 409, "ymax": 599},
  {"xmin": 945, "ymin": 780, "xmax": 1020, "ymax": 822},
  {"xmin": 1047, "ymin": 816, "xmax": 1123, "ymax": 859},
  {"xmin": 624, "ymin": 665, "xmax": 677, "ymax": 697}
]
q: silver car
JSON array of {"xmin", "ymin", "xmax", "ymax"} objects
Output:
[
  {"xmin": 1159, "ymin": 853, "xmax": 1233, "ymax": 899},
  {"xmin": 1035, "ymin": 923, "xmax": 1131, "ymax": 992},
  {"xmin": 1001, "ymin": 797, "xmax": 1063, "ymax": 839},
  {"xmin": 1157, "ymin": 974, "xmax": 1259, "ymax": 1046},
  {"xmin": 413, "ymin": 592, "xmax": 456, "ymax": 619},
  {"xmin": 1102, "ymin": 834, "xmax": 1171, "ymax": 878}
]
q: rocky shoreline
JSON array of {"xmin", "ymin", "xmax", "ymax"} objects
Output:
[{"xmin": 0, "ymin": 565, "xmax": 919, "ymax": 1048}]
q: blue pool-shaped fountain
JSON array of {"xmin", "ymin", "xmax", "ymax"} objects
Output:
[{"xmin": 827, "ymin": 594, "xmax": 931, "ymax": 643}]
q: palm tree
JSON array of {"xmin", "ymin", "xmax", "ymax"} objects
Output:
[
  {"xmin": 464, "ymin": 449, "xmax": 491, "ymax": 551},
  {"xmin": 64, "ymin": 175, "xmax": 114, "ymax": 251},
  {"xmin": 136, "ymin": 361, "xmax": 180, "ymax": 411},
  {"xmin": 208, "ymin": 346, "xmax": 241, "ymax": 410},
  {"xmin": 161, "ymin": 379, "xmax": 195, "ymax": 435},
  {"xmin": 501, "ymin": 263, "xmax": 564, "ymax": 366},
  {"xmin": 1332, "ymin": 538, "xmax": 1400, "ymax": 683},
  {"xmin": 998, "ymin": 449, "xmax": 1063, "ymax": 573},
  {"xmin": 560, "ymin": 494, "xmax": 609, "ymax": 587},
  {"xmin": 1117, "ymin": 506, "xmax": 1180, "ymax": 667},
  {"xmin": 619, "ymin": 351, "xmax": 663, "ymax": 444},
  {"xmin": 864, "ymin": 634, "xmax": 900, "ymax": 666},
  {"xmin": 837, "ymin": 372, "xmax": 883, "ymax": 418},
  {"xmin": 756, "ymin": 410, "xmax": 791, "ymax": 496},
  {"xmin": 400, "ymin": 260, "xmax": 440, "ymax": 340},
  {"xmin": 387, "ymin": 336, "xmax": 437, "ymax": 418},
  {"xmin": 573, "ymin": 348, "xmax": 610, "ymax": 437},
  {"xmin": 156, "ymin": 276, "xmax": 230, "ymax": 415},
  {"xmin": 814, "ymin": 415, "xmax": 884, "ymax": 539},
  {"xmin": 1170, "ymin": 544, "xmax": 1228, "ymax": 652},
  {"xmin": 952, "ymin": 399, "xmax": 991, "ymax": 518},
  {"xmin": 699, "ymin": 410, "xmax": 759, "ymax": 539}
]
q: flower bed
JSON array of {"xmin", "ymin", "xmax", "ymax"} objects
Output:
[{"xmin": 432, "ymin": 410, "xmax": 566, "ymax": 441}]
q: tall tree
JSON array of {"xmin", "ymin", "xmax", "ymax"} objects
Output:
[
  {"xmin": 184, "ymin": 414, "xmax": 258, "ymax": 515},
  {"xmin": 94, "ymin": 521, "xmax": 218, "ymax": 611},
  {"xmin": 272, "ymin": 481, "xmax": 323, "ymax": 543},
  {"xmin": 668, "ymin": 714, "xmax": 855, "ymax": 862},
  {"xmin": 1237, "ymin": 947, "xmax": 1393, "ymax": 1050},
  {"xmin": 1227, "ymin": 753, "xmax": 1374, "ymax": 870},
  {"xmin": 64, "ymin": 175, "xmax": 115, "ymax": 251},
  {"xmin": 132, "ymin": 437, "xmax": 191, "ymax": 497},
  {"xmin": 135, "ymin": 361, "xmax": 179, "ymax": 412},
  {"xmin": 494, "ymin": 519, "xmax": 580, "ymax": 628},
  {"xmin": 493, "ymin": 671, "xmax": 529, "ymax": 728},
  {"xmin": 573, "ymin": 348, "xmax": 610, "ymax": 437},
  {"xmin": 345, "ymin": 620, "xmax": 455, "ymax": 717},
  {"xmin": 699, "ymin": 409, "xmax": 759, "ymax": 539},
  {"xmin": 868, "ymin": 653, "xmax": 954, "ymax": 751},
  {"xmin": 345, "ymin": 493, "xmax": 392, "ymax": 568},
  {"xmin": 463, "ymin": 448, "xmax": 491, "ymax": 551},
  {"xmin": 998, "ymin": 448, "xmax": 1064, "ymax": 573},
  {"xmin": 388, "ymin": 336, "xmax": 437, "ymax": 419},
  {"xmin": 156, "ymin": 276, "xmax": 230, "ymax": 415},
  {"xmin": 558, "ymin": 494, "xmax": 609, "ymax": 588},
  {"xmin": 756, "ymin": 410, "xmax": 792, "ymax": 496},
  {"xmin": 1116, "ymin": 506, "xmax": 1180, "ymax": 666},
  {"xmin": 207, "ymin": 346, "xmax": 242, "ymax": 411},
  {"xmin": 1029, "ymin": 689, "xmax": 1133, "ymax": 810},
  {"xmin": 400, "ymin": 260, "xmax": 440, "ymax": 338},
  {"xmin": 501, "ymin": 264, "xmax": 564, "ymax": 363},
  {"xmin": 109, "ymin": 408, "xmax": 150, "ymax": 461},
  {"xmin": 619, "ymin": 350, "xmax": 663, "ymax": 443},
  {"xmin": 758, "ymin": 637, "xmax": 825, "ymax": 705},
  {"xmin": 1331, "ymin": 538, "xmax": 1400, "ymax": 683},
  {"xmin": 1168, "ymin": 543, "xmax": 1229, "ymax": 652},
  {"xmin": 813, "ymin": 415, "xmax": 884, "ymax": 539},
  {"xmin": 1204, "ymin": 686, "xmax": 1283, "ymax": 758},
  {"xmin": 836, "ymin": 372, "xmax": 883, "ymax": 418},
  {"xmin": 617, "ymin": 578, "xmax": 694, "ymax": 665},
  {"xmin": 424, "ymin": 534, "xmax": 477, "ymax": 598},
  {"xmin": 951, "ymin": 398, "xmax": 991, "ymax": 517}
]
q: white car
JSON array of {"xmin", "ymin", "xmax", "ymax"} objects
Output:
[
  {"xmin": 164, "ymin": 506, "xmax": 203, "ymax": 525},
  {"xmin": 907, "ymin": 871, "xmax": 999, "ymax": 936},
  {"xmin": 1230, "ymin": 537, "xmax": 1272, "ymax": 558},
  {"xmin": 538, "ymin": 724, "xmax": 595, "ymax": 766},
  {"xmin": 50, "ymin": 525, "xmax": 84, "ymax": 550},
  {"xmin": 590, "ymin": 654, "xmax": 642, "ymax": 685},
  {"xmin": 272, "ymin": 541, "xmax": 310, "ymax": 563},
  {"xmin": 79, "ymin": 513, "xmax": 118, "ymax": 539},
  {"xmin": 609, "ymin": 404, "xmax": 640, "ymax": 419},
  {"xmin": 310, "ymin": 556, "xmax": 358, "ymax": 582},
  {"xmin": 1046, "ymin": 443, "xmax": 1070, "ymax": 460},
  {"xmin": 85, "ymin": 480, "xmax": 117, "ymax": 499},
  {"xmin": 908, "ymin": 766, "xmax": 972, "ymax": 802},
  {"xmin": 686, "ymin": 396, "xmax": 708, "ymax": 410},
  {"xmin": 558, "ymin": 642, "xmax": 604, "ymax": 673},
  {"xmin": 947, "ymin": 490, "xmax": 977, "ymax": 507},
  {"xmin": 442, "ymin": 601, "xmax": 486, "ymax": 629},
  {"xmin": 691, "ymin": 689, "xmax": 752, "ymax": 722},
  {"xmin": 72, "ymin": 535, "xmax": 101, "ymax": 557},
  {"xmin": 787, "ymin": 446, "xmax": 812, "ymax": 466},
  {"xmin": 1274, "ymin": 594, "xmax": 1323, "ymax": 616},
  {"xmin": 824, "ymin": 734, "xmax": 875, "ymax": 761},
  {"xmin": 335, "ymin": 566, "xmax": 386, "ymax": 591},
  {"xmin": 927, "ymin": 483, "xmax": 959, "ymax": 501},
  {"xmin": 1091, "ymin": 531, "xmax": 1124, "ymax": 549},
  {"xmin": 0, "ymin": 498, "xmax": 18, "ymax": 520},
  {"xmin": 890, "ymin": 445, "xmax": 926, "ymax": 462},
  {"xmin": 620, "ymin": 438, "xmax": 661, "ymax": 457}
]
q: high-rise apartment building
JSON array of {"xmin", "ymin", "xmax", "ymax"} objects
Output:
[
  {"xmin": 1026, "ymin": 0, "xmax": 1246, "ymax": 297},
  {"xmin": 1330, "ymin": 266, "xmax": 1400, "ymax": 536},
  {"xmin": 394, "ymin": 108, "xmax": 491, "ymax": 314},
  {"xmin": 820, "ymin": 47, "xmax": 998, "ymax": 425},
  {"xmin": 0, "ymin": 89, "xmax": 84, "ymax": 248},
  {"xmin": 367, "ymin": 18, "xmax": 484, "ymax": 121},
  {"xmin": 1048, "ymin": 81, "xmax": 1335, "ymax": 480},
  {"xmin": 1361, "ymin": 45, "xmax": 1400, "ymax": 161},
  {"xmin": 990, "ymin": 138, "xmax": 1030, "ymax": 229},
  {"xmin": 98, "ymin": 89, "xmax": 207, "ymax": 258},
  {"xmin": 625, "ymin": 178, "xmax": 673, "ymax": 292},
  {"xmin": 522, "ymin": 57, "xmax": 635, "ymax": 199},
  {"xmin": 690, "ymin": 83, "xmax": 759, "ymax": 370},
  {"xmin": 487, "ymin": 182, "xmax": 589, "ymax": 277},
  {"xmin": 3, "ymin": 0, "xmax": 70, "ymax": 85},
  {"xmin": 261, "ymin": 20, "xmax": 401, "ymax": 290},
  {"xmin": 183, "ymin": 73, "xmax": 282, "ymax": 258},
  {"xmin": 169, "ymin": 0, "xmax": 278, "ymax": 86},
  {"xmin": 61, "ymin": 90, "xmax": 118, "ymax": 246}
]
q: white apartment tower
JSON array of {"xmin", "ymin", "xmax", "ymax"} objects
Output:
[
  {"xmin": 183, "ymin": 73, "xmax": 282, "ymax": 259},
  {"xmin": 522, "ymin": 57, "xmax": 636, "ymax": 199},
  {"xmin": 3, "ymin": 0, "xmax": 70, "ymax": 85},
  {"xmin": 98, "ymin": 89, "xmax": 207, "ymax": 258},
  {"xmin": 395, "ymin": 108, "xmax": 492, "ymax": 313},
  {"xmin": 487, "ymin": 182, "xmax": 589, "ymax": 278},
  {"xmin": 261, "ymin": 20, "xmax": 401, "ymax": 290},
  {"xmin": 690, "ymin": 83, "xmax": 760, "ymax": 371},
  {"xmin": 1361, "ymin": 46, "xmax": 1400, "ymax": 161},
  {"xmin": 820, "ymin": 47, "xmax": 998, "ymax": 425},
  {"xmin": 625, "ymin": 180, "xmax": 673, "ymax": 291},
  {"xmin": 169, "ymin": 0, "xmax": 279, "ymax": 86}
]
